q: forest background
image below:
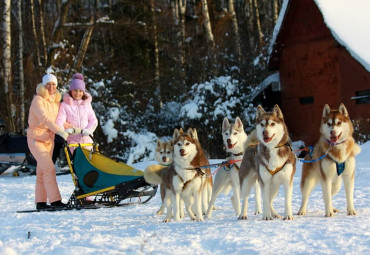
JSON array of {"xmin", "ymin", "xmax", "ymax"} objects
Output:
[{"xmin": 1, "ymin": 0, "xmax": 286, "ymax": 162}]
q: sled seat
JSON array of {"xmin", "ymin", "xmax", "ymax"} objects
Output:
[{"xmin": 72, "ymin": 146, "xmax": 144, "ymax": 195}]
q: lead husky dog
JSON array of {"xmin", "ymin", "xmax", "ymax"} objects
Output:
[
  {"xmin": 162, "ymin": 128, "xmax": 212, "ymax": 222},
  {"xmin": 298, "ymin": 104, "xmax": 361, "ymax": 217},
  {"xmin": 206, "ymin": 117, "xmax": 261, "ymax": 218},
  {"xmin": 144, "ymin": 139, "xmax": 173, "ymax": 215},
  {"xmin": 239, "ymin": 105, "xmax": 296, "ymax": 220}
]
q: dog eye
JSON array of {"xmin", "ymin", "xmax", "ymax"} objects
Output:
[
  {"xmin": 185, "ymin": 142, "xmax": 190, "ymax": 146},
  {"xmin": 271, "ymin": 122, "xmax": 275, "ymax": 126},
  {"xmin": 337, "ymin": 121, "xmax": 342, "ymax": 126},
  {"xmin": 327, "ymin": 122, "xmax": 332, "ymax": 127},
  {"xmin": 225, "ymin": 132, "xmax": 229, "ymax": 136},
  {"xmin": 233, "ymin": 132, "xmax": 237, "ymax": 135},
  {"xmin": 260, "ymin": 123, "xmax": 265, "ymax": 127}
]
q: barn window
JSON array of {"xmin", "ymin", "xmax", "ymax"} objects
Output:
[
  {"xmin": 353, "ymin": 90, "xmax": 370, "ymax": 104},
  {"xmin": 299, "ymin": 96, "xmax": 314, "ymax": 104}
]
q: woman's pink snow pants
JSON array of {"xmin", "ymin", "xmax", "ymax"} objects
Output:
[{"xmin": 27, "ymin": 137, "xmax": 62, "ymax": 203}]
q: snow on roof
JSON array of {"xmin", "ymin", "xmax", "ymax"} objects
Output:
[
  {"xmin": 315, "ymin": 0, "xmax": 370, "ymax": 72},
  {"xmin": 269, "ymin": 0, "xmax": 370, "ymax": 72}
]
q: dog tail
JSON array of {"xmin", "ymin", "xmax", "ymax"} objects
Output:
[
  {"xmin": 144, "ymin": 164, "xmax": 167, "ymax": 185},
  {"xmin": 245, "ymin": 129, "xmax": 259, "ymax": 150}
]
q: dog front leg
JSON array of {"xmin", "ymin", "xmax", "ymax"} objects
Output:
[
  {"xmin": 254, "ymin": 180, "xmax": 262, "ymax": 215},
  {"xmin": 238, "ymin": 177, "xmax": 254, "ymax": 220},
  {"xmin": 283, "ymin": 181, "xmax": 294, "ymax": 220},
  {"xmin": 342, "ymin": 158, "xmax": 356, "ymax": 215},
  {"xmin": 195, "ymin": 190, "xmax": 204, "ymax": 221},
  {"xmin": 174, "ymin": 192, "xmax": 182, "ymax": 221},
  {"xmin": 260, "ymin": 171, "xmax": 273, "ymax": 220},
  {"xmin": 230, "ymin": 170, "xmax": 241, "ymax": 216},
  {"xmin": 321, "ymin": 179, "xmax": 334, "ymax": 217}
]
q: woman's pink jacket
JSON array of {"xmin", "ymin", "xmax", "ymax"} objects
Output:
[
  {"xmin": 27, "ymin": 84, "xmax": 62, "ymax": 143},
  {"xmin": 56, "ymin": 92, "xmax": 98, "ymax": 145}
]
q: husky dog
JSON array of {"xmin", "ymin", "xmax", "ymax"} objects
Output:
[
  {"xmin": 239, "ymin": 105, "xmax": 296, "ymax": 220},
  {"xmin": 144, "ymin": 139, "xmax": 173, "ymax": 215},
  {"xmin": 206, "ymin": 117, "xmax": 261, "ymax": 218},
  {"xmin": 298, "ymin": 104, "xmax": 361, "ymax": 217},
  {"xmin": 162, "ymin": 128, "xmax": 212, "ymax": 222}
]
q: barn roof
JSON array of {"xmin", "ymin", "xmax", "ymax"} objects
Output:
[{"xmin": 268, "ymin": 0, "xmax": 370, "ymax": 72}]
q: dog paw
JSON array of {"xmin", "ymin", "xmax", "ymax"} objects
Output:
[
  {"xmin": 163, "ymin": 218, "xmax": 171, "ymax": 223},
  {"xmin": 325, "ymin": 211, "xmax": 335, "ymax": 217},
  {"xmin": 272, "ymin": 213, "xmax": 282, "ymax": 219},
  {"xmin": 262, "ymin": 215, "xmax": 273, "ymax": 220},
  {"xmin": 238, "ymin": 215, "xmax": 247, "ymax": 220},
  {"xmin": 333, "ymin": 208, "xmax": 340, "ymax": 213},
  {"xmin": 297, "ymin": 210, "xmax": 306, "ymax": 216},
  {"xmin": 283, "ymin": 214, "xmax": 294, "ymax": 220},
  {"xmin": 254, "ymin": 209, "xmax": 262, "ymax": 215},
  {"xmin": 347, "ymin": 209, "xmax": 357, "ymax": 216}
]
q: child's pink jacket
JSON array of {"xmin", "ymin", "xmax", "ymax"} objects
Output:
[{"xmin": 56, "ymin": 92, "xmax": 98, "ymax": 145}]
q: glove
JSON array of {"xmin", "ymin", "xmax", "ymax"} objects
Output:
[
  {"xmin": 56, "ymin": 130, "xmax": 69, "ymax": 141},
  {"xmin": 82, "ymin": 129, "xmax": 91, "ymax": 136},
  {"xmin": 65, "ymin": 127, "xmax": 81, "ymax": 134}
]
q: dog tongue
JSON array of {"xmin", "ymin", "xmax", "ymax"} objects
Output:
[
  {"xmin": 330, "ymin": 136, "xmax": 338, "ymax": 143},
  {"xmin": 263, "ymin": 137, "xmax": 272, "ymax": 143}
]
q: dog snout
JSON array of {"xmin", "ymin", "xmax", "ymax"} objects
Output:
[
  {"xmin": 180, "ymin": 149, "xmax": 185, "ymax": 156},
  {"xmin": 227, "ymin": 139, "xmax": 231, "ymax": 144},
  {"xmin": 263, "ymin": 130, "xmax": 269, "ymax": 137},
  {"xmin": 330, "ymin": 130, "xmax": 336, "ymax": 136}
]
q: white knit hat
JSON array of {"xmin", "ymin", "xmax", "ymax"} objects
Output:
[{"xmin": 42, "ymin": 74, "xmax": 58, "ymax": 86}]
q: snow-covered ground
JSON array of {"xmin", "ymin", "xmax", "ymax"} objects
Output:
[{"xmin": 0, "ymin": 143, "xmax": 369, "ymax": 255}]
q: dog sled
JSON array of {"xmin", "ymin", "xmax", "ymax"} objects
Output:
[{"xmin": 63, "ymin": 139, "xmax": 157, "ymax": 210}]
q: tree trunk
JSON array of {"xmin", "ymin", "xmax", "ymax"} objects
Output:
[
  {"xmin": 73, "ymin": 18, "xmax": 94, "ymax": 72},
  {"xmin": 228, "ymin": 0, "xmax": 242, "ymax": 64},
  {"xmin": 38, "ymin": 0, "xmax": 48, "ymax": 66},
  {"xmin": 150, "ymin": 0, "xmax": 161, "ymax": 109},
  {"xmin": 200, "ymin": 0, "xmax": 214, "ymax": 48},
  {"xmin": 30, "ymin": 0, "xmax": 41, "ymax": 68},
  {"xmin": 18, "ymin": 0, "xmax": 25, "ymax": 134},
  {"xmin": 2, "ymin": 0, "xmax": 15, "ymax": 132},
  {"xmin": 253, "ymin": 0, "xmax": 264, "ymax": 48},
  {"xmin": 47, "ymin": 0, "xmax": 72, "ymax": 67}
]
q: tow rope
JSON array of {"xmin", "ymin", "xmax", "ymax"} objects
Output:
[{"xmin": 186, "ymin": 159, "xmax": 242, "ymax": 177}]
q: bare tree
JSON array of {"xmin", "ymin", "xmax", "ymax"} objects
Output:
[
  {"xmin": 38, "ymin": 0, "xmax": 48, "ymax": 65},
  {"xmin": 30, "ymin": 0, "xmax": 41, "ymax": 68},
  {"xmin": 46, "ymin": 0, "xmax": 73, "ymax": 67},
  {"xmin": 200, "ymin": 0, "xmax": 215, "ymax": 48},
  {"xmin": 228, "ymin": 0, "xmax": 242, "ymax": 64},
  {"xmin": 150, "ymin": 0, "xmax": 161, "ymax": 108},
  {"xmin": 72, "ymin": 17, "xmax": 94, "ymax": 72},
  {"xmin": 253, "ymin": 0, "xmax": 264, "ymax": 48},
  {"xmin": 17, "ymin": 0, "xmax": 25, "ymax": 134},
  {"xmin": 2, "ymin": 0, "xmax": 15, "ymax": 132}
]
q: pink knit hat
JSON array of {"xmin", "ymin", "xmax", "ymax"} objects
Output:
[{"xmin": 69, "ymin": 73, "xmax": 85, "ymax": 92}]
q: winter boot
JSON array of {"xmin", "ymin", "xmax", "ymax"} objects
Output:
[
  {"xmin": 50, "ymin": 200, "xmax": 67, "ymax": 208},
  {"xmin": 36, "ymin": 202, "xmax": 51, "ymax": 210}
]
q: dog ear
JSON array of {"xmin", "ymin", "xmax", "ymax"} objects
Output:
[
  {"xmin": 256, "ymin": 105, "xmax": 265, "ymax": 120},
  {"xmin": 235, "ymin": 117, "xmax": 243, "ymax": 129},
  {"xmin": 173, "ymin": 128, "xmax": 180, "ymax": 139},
  {"xmin": 273, "ymin": 105, "xmax": 284, "ymax": 119},
  {"xmin": 168, "ymin": 139, "xmax": 174, "ymax": 148},
  {"xmin": 187, "ymin": 128, "xmax": 198, "ymax": 140},
  {"xmin": 322, "ymin": 104, "xmax": 331, "ymax": 118},
  {"xmin": 338, "ymin": 103, "xmax": 349, "ymax": 117},
  {"xmin": 156, "ymin": 139, "xmax": 162, "ymax": 148},
  {"xmin": 222, "ymin": 117, "xmax": 230, "ymax": 131}
]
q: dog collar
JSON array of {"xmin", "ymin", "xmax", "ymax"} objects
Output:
[{"xmin": 232, "ymin": 152, "xmax": 243, "ymax": 157}]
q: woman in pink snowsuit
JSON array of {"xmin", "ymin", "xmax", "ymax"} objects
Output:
[
  {"xmin": 56, "ymin": 73, "xmax": 98, "ymax": 153},
  {"xmin": 27, "ymin": 74, "xmax": 69, "ymax": 210}
]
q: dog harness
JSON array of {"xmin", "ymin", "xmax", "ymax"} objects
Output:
[
  {"xmin": 176, "ymin": 170, "xmax": 203, "ymax": 191},
  {"xmin": 262, "ymin": 160, "xmax": 288, "ymax": 176}
]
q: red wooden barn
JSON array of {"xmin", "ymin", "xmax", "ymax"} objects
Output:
[{"xmin": 268, "ymin": 0, "xmax": 370, "ymax": 145}]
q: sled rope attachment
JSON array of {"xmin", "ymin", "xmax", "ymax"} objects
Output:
[{"xmin": 186, "ymin": 159, "xmax": 241, "ymax": 177}]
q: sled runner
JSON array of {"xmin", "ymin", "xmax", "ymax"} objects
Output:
[{"xmin": 64, "ymin": 140, "xmax": 157, "ymax": 209}]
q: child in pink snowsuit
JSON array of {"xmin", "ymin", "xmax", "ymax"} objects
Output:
[
  {"xmin": 56, "ymin": 73, "xmax": 98, "ymax": 154},
  {"xmin": 27, "ymin": 74, "xmax": 69, "ymax": 210}
]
